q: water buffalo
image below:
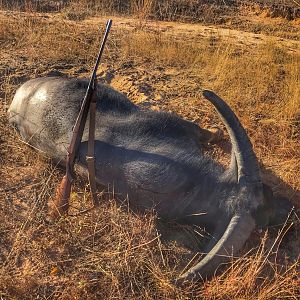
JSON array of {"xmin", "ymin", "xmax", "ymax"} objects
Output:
[{"xmin": 8, "ymin": 76, "xmax": 292, "ymax": 282}]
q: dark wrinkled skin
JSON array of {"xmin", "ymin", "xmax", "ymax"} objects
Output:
[{"xmin": 8, "ymin": 77, "xmax": 292, "ymax": 239}]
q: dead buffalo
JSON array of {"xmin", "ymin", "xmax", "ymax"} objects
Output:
[{"xmin": 8, "ymin": 76, "xmax": 292, "ymax": 282}]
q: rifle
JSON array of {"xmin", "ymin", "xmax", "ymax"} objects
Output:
[{"xmin": 49, "ymin": 19, "xmax": 112, "ymax": 219}]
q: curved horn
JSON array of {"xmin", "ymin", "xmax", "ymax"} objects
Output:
[
  {"xmin": 203, "ymin": 90, "xmax": 261, "ymax": 186},
  {"xmin": 177, "ymin": 213, "xmax": 255, "ymax": 282},
  {"xmin": 175, "ymin": 91, "xmax": 263, "ymax": 283}
]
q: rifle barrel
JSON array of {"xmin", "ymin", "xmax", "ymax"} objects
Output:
[
  {"xmin": 51, "ymin": 19, "xmax": 112, "ymax": 218},
  {"xmin": 90, "ymin": 19, "xmax": 113, "ymax": 84},
  {"xmin": 68, "ymin": 19, "xmax": 113, "ymax": 165}
]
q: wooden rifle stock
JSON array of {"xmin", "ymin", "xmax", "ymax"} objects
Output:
[{"xmin": 49, "ymin": 20, "xmax": 112, "ymax": 219}]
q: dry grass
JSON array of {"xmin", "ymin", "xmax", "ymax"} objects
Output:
[
  {"xmin": 0, "ymin": 16, "xmax": 100, "ymax": 63},
  {"xmin": 1, "ymin": 0, "xmax": 300, "ymax": 39},
  {"xmin": 0, "ymin": 6, "xmax": 300, "ymax": 300}
]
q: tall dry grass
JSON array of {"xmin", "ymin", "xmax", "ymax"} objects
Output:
[
  {"xmin": 1, "ymin": 0, "xmax": 299, "ymax": 40},
  {"xmin": 1, "ymin": 0, "xmax": 299, "ymax": 22}
]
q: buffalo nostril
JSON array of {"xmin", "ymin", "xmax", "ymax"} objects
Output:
[{"xmin": 10, "ymin": 121, "xmax": 21, "ymax": 134}]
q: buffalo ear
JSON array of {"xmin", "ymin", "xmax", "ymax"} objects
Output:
[
  {"xmin": 263, "ymin": 184, "xmax": 294, "ymax": 227},
  {"xmin": 269, "ymin": 195, "xmax": 294, "ymax": 227},
  {"xmin": 262, "ymin": 183, "xmax": 274, "ymax": 200}
]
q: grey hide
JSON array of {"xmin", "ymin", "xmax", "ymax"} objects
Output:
[{"xmin": 8, "ymin": 76, "xmax": 292, "ymax": 282}]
